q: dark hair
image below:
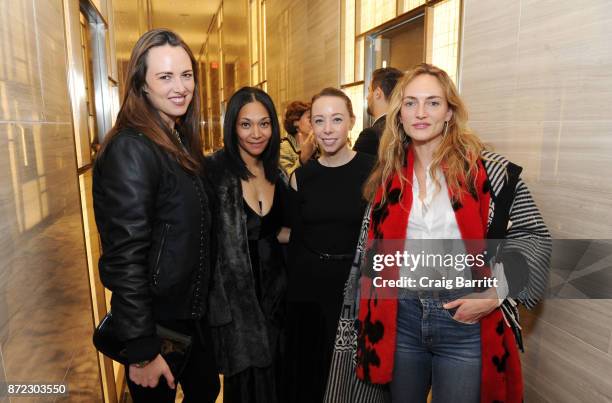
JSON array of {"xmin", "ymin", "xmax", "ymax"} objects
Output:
[
  {"xmin": 371, "ymin": 67, "xmax": 404, "ymax": 99},
  {"xmin": 283, "ymin": 101, "xmax": 310, "ymax": 135},
  {"xmin": 101, "ymin": 29, "xmax": 202, "ymax": 174},
  {"xmin": 311, "ymin": 87, "xmax": 355, "ymax": 118},
  {"xmin": 223, "ymin": 87, "xmax": 280, "ymax": 182}
]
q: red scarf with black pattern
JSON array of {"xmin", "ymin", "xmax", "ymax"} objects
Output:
[{"xmin": 356, "ymin": 147, "xmax": 523, "ymax": 403}]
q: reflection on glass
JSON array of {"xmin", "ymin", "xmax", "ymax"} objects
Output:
[
  {"xmin": 79, "ymin": 12, "xmax": 97, "ymax": 165},
  {"xmin": 7, "ymin": 124, "xmax": 50, "ymax": 233},
  {"xmin": 208, "ymin": 19, "xmax": 223, "ymax": 150},
  {"xmin": 78, "ymin": 169, "xmax": 119, "ymax": 397},
  {"xmin": 219, "ymin": 28, "xmax": 225, "ymax": 102},
  {"xmin": 342, "ymin": 84, "xmax": 365, "ymax": 146},
  {"xmin": 249, "ymin": 0, "xmax": 259, "ymax": 77},
  {"xmin": 260, "ymin": 0, "xmax": 267, "ymax": 79},
  {"xmin": 78, "ymin": 171, "xmax": 102, "ymax": 324},
  {"xmin": 203, "ymin": 43, "xmax": 215, "ymax": 152},
  {"xmin": 431, "ymin": 0, "xmax": 460, "ymax": 84},
  {"xmin": 199, "ymin": 60, "xmax": 210, "ymax": 152},
  {"xmin": 248, "ymin": 0, "xmax": 266, "ymax": 87}
]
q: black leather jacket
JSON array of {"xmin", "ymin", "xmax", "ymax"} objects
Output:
[{"xmin": 93, "ymin": 128, "xmax": 212, "ymax": 363}]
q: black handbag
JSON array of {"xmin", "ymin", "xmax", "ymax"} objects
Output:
[{"xmin": 93, "ymin": 312, "xmax": 193, "ymax": 377}]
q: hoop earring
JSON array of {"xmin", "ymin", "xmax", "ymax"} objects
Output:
[{"xmin": 443, "ymin": 121, "xmax": 449, "ymax": 137}]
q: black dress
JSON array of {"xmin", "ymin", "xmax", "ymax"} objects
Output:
[
  {"xmin": 223, "ymin": 183, "xmax": 288, "ymax": 403},
  {"xmin": 285, "ymin": 152, "xmax": 374, "ymax": 402}
]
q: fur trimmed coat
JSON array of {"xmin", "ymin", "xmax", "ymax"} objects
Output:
[{"xmin": 204, "ymin": 150, "xmax": 288, "ymax": 377}]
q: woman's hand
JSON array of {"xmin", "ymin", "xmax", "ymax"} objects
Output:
[
  {"xmin": 129, "ymin": 354, "xmax": 175, "ymax": 389},
  {"xmin": 277, "ymin": 227, "xmax": 291, "ymax": 244},
  {"xmin": 443, "ymin": 288, "xmax": 501, "ymax": 324},
  {"xmin": 299, "ymin": 132, "xmax": 317, "ymax": 163}
]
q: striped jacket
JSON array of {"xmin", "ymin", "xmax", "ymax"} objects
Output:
[{"xmin": 481, "ymin": 150, "xmax": 551, "ymax": 308}]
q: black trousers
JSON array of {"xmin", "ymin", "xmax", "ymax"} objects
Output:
[{"xmin": 126, "ymin": 321, "xmax": 220, "ymax": 403}]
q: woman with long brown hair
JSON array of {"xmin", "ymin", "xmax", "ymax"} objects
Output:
[
  {"xmin": 93, "ymin": 29, "xmax": 219, "ymax": 402},
  {"xmin": 355, "ymin": 63, "xmax": 550, "ymax": 402}
]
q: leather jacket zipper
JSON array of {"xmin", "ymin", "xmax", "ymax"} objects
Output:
[{"xmin": 153, "ymin": 223, "xmax": 170, "ymax": 286}]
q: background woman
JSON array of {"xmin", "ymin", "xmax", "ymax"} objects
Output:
[
  {"xmin": 356, "ymin": 63, "xmax": 551, "ymax": 403},
  {"xmin": 280, "ymin": 100, "xmax": 317, "ymax": 177},
  {"xmin": 93, "ymin": 29, "xmax": 219, "ymax": 402},
  {"xmin": 205, "ymin": 87, "xmax": 288, "ymax": 403},
  {"xmin": 285, "ymin": 88, "xmax": 375, "ymax": 402}
]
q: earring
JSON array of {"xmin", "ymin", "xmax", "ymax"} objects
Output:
[{"xmin": 443, "ymin": 121, "xmax": 449, "ymax": 137}]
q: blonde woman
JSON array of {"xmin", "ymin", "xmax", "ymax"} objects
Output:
[{"xmin": 355, "ymin": 64, "xmax": 550, "ymax": 403}]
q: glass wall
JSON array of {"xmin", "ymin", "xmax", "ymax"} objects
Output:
[
  {"xmin": 429, "ymin": 0, "xmax": 461, "ymax": 83},
  {"xmin": 249, "ymin": 0, "xmax": 267, "ymax": 89},
  {"xmin": 341, "ymin": 0, "xmax": 462, "ymax": 130},
  {"xmin": 198, "ymin": 0, "xmax": 254, "ymax": 152}
]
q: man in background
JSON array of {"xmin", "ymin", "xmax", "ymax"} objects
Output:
[{"xmin": 353, "ymin": 67, "xmax": 403, "ymax": 156}]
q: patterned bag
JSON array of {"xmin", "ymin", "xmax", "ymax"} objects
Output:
[{"xmin": 324, "ymin": 205, "xmax": 389, "ymax": 403}]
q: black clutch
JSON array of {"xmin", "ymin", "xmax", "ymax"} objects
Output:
[{"xmin": 93, "ymin": 312, "xmax": 192, "ymax": 377}]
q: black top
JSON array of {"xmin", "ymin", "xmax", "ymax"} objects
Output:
[
  {"xmin": 291, "ymin": 152, "xmax": 375, "ymax": 255},
  {"xmin": 205, "ymin": 149, "xmax": 289, "ymax": 376},
  {"xmin": 243, "ymin": 184, "xmax": 288, "ymax": 324},
  {"xmin": 284, "ymin": 151, "xmax": 374, "ymax": 403},
  {"xmin": 353, "ymin": 115, "xmax": 386, "ymax": 156}
]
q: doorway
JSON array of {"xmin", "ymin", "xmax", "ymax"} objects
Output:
[
  {"xmin": 363, "ymin": 13, "xmax": 425, "ymax": 127},
  {"xmin": 369, "ymin": 14, "xmax": 425, "ymax": 72}
]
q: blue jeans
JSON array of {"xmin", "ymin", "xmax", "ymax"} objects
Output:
[{"xmin": 390, "ymin": 290, "xmax": 481, "ymax": 403}]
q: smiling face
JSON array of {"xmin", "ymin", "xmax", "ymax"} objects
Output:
[
  {"xmin": 311, "ymin": 95, "xmax": 355, "ymax": 155},
  {"xmin": 143, "ymin": 44, "xmax": 195, "ymax": 127},
  {"xmin": 236, "ymin": 101, "xmax": 272, "ymax": 159},
  {"xmin": 399, "ymin": 73, "xmax": 453, "ymax": 146}
]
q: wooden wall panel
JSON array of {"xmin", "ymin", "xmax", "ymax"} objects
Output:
[
  {"xmin": 461, "ymin": 0, "xmax": 612, "ymax": 400},
  {"xmin": 266, "ymin": 0, "xmax": 340, "ymax": 119}
]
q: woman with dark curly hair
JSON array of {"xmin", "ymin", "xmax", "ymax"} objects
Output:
[{"xmin": 280, "ymin": 100, "xmax": 317, "ymax": 177}]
